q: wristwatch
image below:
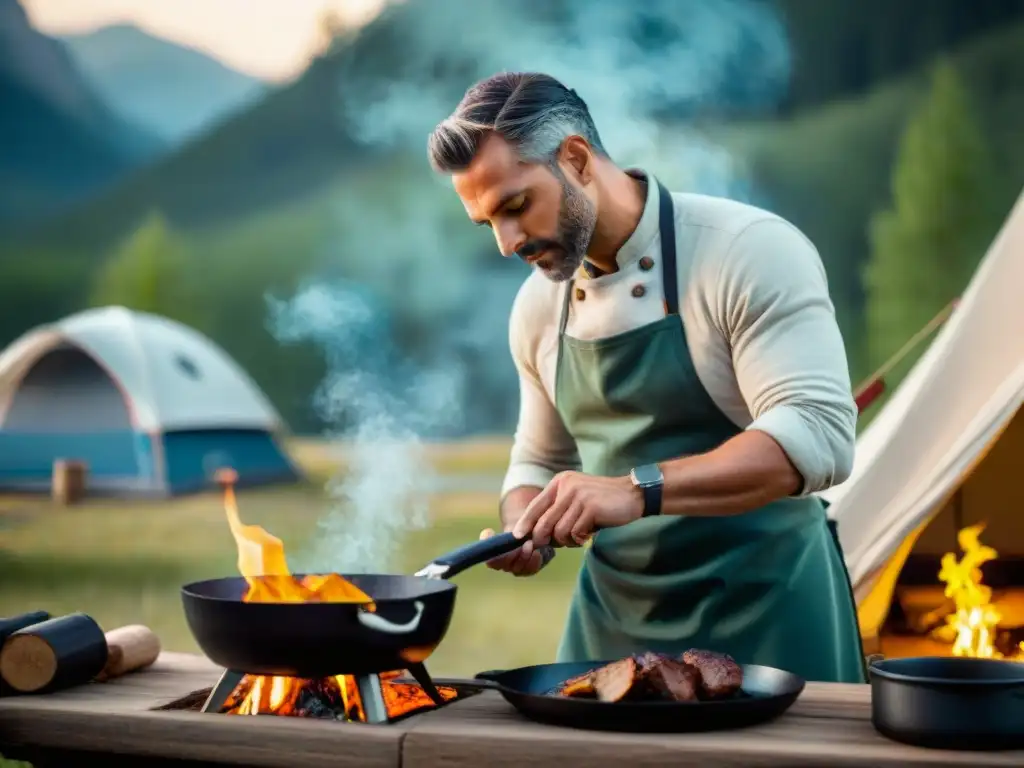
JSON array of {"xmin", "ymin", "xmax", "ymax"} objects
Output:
[{"xmin": 629, "ymin": 463, "xmax": 664, "ymax": 518}]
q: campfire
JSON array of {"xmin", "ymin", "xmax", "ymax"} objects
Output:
[
  {"xmin": 210, "ymin": 469, "xmax": 462, "ymax": 722},
  {"xmin": 932, "ymin": 523, "xmax": 1024, "ymax": 661}
]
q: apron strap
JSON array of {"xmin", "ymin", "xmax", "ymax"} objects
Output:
[
  {"xmin": 655, "ymin": 181, "xmax": 679, "ymax": 317},
  {"xmin": 558, "ymin": 278, "xmax": 574, "ymax": 336}
]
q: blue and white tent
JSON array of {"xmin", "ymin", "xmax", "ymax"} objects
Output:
[{"xmin": 0, "ymin": 306, "xmax": 301, "ymax": 496}]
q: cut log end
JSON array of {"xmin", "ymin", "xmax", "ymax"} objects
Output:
[{"xmin": 0, "ymin": 635, "xmax": 59, "ymax": 693}]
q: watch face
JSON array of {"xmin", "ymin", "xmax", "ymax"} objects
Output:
[{"xmin": 632, "ymin": 464, "xmax": 663, "ymax": 487}]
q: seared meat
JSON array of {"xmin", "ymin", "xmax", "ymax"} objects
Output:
[
  {"xmin": 681, "ymin": 649, "xmax": 743, "ymax": 699},
  {"xmin": 591, "ymin": 656, "xmax": 639, "ymax": 702},
  {"xmin": 644, "ymin": 656, "xmax": 701, "ymax": 701},
  {"xmin": 551, "ymin": 648, "xmax": 743, "ymax": 703},
  {"xmin": 556, "ymin": 670, "xmax": 597, "ymax": 698}
]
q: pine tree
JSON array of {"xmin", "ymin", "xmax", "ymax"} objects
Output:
[
  {"xmin": 90, "ymin": 211, "xmax": 205, "ymax": 327},
  {"xmin": 863, "ymin": 60, "xmax": 999, "ymax": 375}
]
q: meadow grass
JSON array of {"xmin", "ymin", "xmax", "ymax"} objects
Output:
[{"xmin": 0, "ymin": 438, "xmax": 585, "ymax": 677}]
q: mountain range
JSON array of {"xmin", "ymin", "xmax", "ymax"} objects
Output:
[
  {"xmin": 0, "ymin": 0, "xmax": 162, "ymax": 224},
  {"xmin": 60, "ymin": 23, "xmax": 268, "ymax": 144}
]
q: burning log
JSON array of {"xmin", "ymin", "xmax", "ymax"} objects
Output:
[
  {"xmin": 221, "ymin": 671, "xmax": 462, "ymax": 722},
  {"xmin": 0, "ymin": 613, "xmax": 108, "ymax": 694}
]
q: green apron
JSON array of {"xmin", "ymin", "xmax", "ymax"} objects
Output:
[{"xmin": 553, "ymin": 180, "xmax": 866, "ymax": 684}]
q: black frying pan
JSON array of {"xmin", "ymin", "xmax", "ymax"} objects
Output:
[
  {"xmin": 180, "ymin": 531, "xmax": 526, "ymax": 678},
  {"xmin": 869, "ymin": 656, "xmax": 1024, "ymax": 750},
  {"xmin": 416, "ymin": 660, "xmax": 806, "ymax": 732}
]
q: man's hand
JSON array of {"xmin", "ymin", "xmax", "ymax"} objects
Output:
[
  {"xmin": 479, "ymin": 526, "xmax": 551, "ymax": 577},
  {"xmin": 512, "ymin": 471, "xmax": 644, "ymax": 547}
]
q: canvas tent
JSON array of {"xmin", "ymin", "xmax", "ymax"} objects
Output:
[
  {"xmin": 0, "ymin": 306, "xmax": 300, "ymax": 496},
  {"xmin": 822, "ymin": 186, "xmax": 1024, "ymax": 641}
]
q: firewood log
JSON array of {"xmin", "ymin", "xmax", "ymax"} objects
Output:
[
  {"xmin": 0, "ymin": 613, "xmax": 108, "ymax": 694},
  {"xmin": 95, "ymin": 624, "xmax": 161, "ymax": 681}
]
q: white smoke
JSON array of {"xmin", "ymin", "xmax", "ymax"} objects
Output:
[
  {"xmin": 266, "ymin": 281, "xmax": 464, "ymax": 573},
  {"xmin": 339, "ymin": 0, "xmax": 792, "ymax": 196}
]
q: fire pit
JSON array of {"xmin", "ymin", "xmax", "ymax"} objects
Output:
[
  {"xmin": 185, "ymin": 469, "xmax": 489, "ymax": 725},
  {"xmin": 200, "ymin": 667, "xmax": 475, "ymax": 724}
]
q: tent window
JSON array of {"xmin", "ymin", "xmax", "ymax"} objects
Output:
[{"xmin": 175, "ymin": 353, "xmax": 202, "ymax": 380}]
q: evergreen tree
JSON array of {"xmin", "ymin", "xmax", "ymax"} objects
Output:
[
  {"xmin": 90, "ymin": 211, "xmax": 205, "ymax": 327},
  {"xmin": 863, "ymin": 60, "xmax": 999, "ymax": 376}
]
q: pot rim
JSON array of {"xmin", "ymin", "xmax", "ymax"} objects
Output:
[{"xmin": 869, "ymin": 657, "xmax": 1024, "ymax": 687}]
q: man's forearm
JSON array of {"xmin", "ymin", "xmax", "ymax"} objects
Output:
[
  {"xmin": 499, "ymin": 485, "xmax": 544, "ymax": 530},
  {"xmin": 658, "ymin": 430, "xmax": 802, "ymax": 518}
]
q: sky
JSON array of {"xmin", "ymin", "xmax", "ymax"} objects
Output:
[{"xmin": 21, "ymin": 0, "xmax": 388, "ymax": 83}]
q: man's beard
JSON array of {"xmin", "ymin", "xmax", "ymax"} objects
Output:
[{"xmin": 519, "ymin": 179, "xmax": 596, "ymax": 283}]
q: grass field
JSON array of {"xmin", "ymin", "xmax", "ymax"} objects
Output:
[{"xmin": 0, "ymin": 438, "xmax": 586, "ymax": 677}]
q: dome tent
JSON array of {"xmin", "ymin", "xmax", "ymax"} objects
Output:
[{"xmin": 0, "ymin": 306, "xmax": 300, "ymax": 496}]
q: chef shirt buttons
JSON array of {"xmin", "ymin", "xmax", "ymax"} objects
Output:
[
  {"xmin": 631, "ymin": 284, "xmax": 647, "ymax": 298},
  {"xmin": 638, "ymin": 256, "xmax": 655, "ymax": 271},
  {"xmin": 575, "ymin": 287, "xmax": 586, "ymax": 301}
]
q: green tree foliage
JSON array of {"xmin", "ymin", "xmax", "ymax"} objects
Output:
[
  {"xmin": 89, "ymin": 210, "xmax": 206, "ymax": 328},
  {"xmin": 863, "ymin": 60, "xmax": 1000, "ymax": 383}
]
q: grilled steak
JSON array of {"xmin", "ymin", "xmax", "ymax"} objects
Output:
[
  {"xmin": 644, "ymin": 656, "xmax": 701, "ymax": 701},
  {"xmin": 590, "ymin": 656, "xmax": 640, "ymax": 702},
  {"xmin": 681, "ymin": 649, "xmax": 743, "ymax": 699},
  {"xmin": 556, "ymin": 670, "xmax": 597, "ymax": 698}
]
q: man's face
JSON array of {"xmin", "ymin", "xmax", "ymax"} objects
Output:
[{"xmin": 452, "ymin": 133, "xmax": 597, "ymax": 282}]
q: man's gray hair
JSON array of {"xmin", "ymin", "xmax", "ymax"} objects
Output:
[{"xmin": 427, "ymin": 72, "xmax": 608, "ymax": 173}]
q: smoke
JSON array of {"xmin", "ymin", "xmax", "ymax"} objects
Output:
[
  {"xmin": 339, "ymin": 0, "xmax": 792, "ymax": 196},
  {"xmin": 264, "ymin": 0, "xmax": 792, "ymax": 573},
  {"xmin": 266, "ymin": 280, "xmax": 466, "ymax": 573}
]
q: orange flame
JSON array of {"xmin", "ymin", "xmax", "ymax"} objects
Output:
[
  {"xmin": 938, "ymin": 524, "xmax": 1024, "ymax": 660},
  {"xmin": 215, "ymin": 468, "xmax": 374, "ymax": 606}
]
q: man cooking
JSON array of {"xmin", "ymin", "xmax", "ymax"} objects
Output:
[{"xmin": 426, "ymin": 72, "xmax": 865, "ymax": 684}]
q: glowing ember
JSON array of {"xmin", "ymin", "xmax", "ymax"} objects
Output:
[
  {"xmin": 221, "ymin": 670, "xmax": 460, "ymax": 722},
  {"xmin": 937, "ymin": 523, "xmax": 1024, "ymax": 660}
]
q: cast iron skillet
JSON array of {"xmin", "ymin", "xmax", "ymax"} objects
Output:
[
  {"xmin": 869, "ymin": 656, "xmax": 1024, "ymax": 750},
  {"xmin": 180, "ymin": 531, "xmax": 526, "ymax": 678},
  {"xmin": 419, "ymin": 659, "xmax": 806, "ymax": 732}
]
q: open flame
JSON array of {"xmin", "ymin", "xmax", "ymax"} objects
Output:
[
  {"xmin": 217, "ymin": 468, "xmax": 375, "ymax": 606},
  {"xmin": 937, "ymin": 523, "xmax": 1024, "ymax": 660},
  {"xmin": 213, "ymin": 468, "xmax": 459, "ymax": 721}
]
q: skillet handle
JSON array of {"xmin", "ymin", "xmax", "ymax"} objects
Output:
[
  {"xmin": 474, "ymin": 669, "xmax": 506, "ymax": 681},
  {"xmin": 421, "ymin": 532, "xmax": 527, "ymax": 579}
]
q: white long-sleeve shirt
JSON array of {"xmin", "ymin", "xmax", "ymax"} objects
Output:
[{"xmin": 501, "ymin": 169, "xmax": 858, "ymax": 501}]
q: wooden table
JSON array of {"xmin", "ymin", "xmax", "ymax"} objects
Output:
[{"xmin": 0, "ymin": 653, "xmax": 1020, "ymax": 768}]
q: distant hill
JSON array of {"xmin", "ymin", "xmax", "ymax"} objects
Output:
[
  {"xmin": 0, "ymin": 0, "xmax": 163, "ymax": 225},
  {"xmin": 61, "ymin": 24, "xmax": 267, "ymax": 144}
]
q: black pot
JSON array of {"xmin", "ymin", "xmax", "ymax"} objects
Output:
[{"xmin": 869, "ymin": 656, "xmax": 1024, "ymax": 750}]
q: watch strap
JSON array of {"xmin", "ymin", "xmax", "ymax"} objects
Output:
[{"xmin": 641, "ymin": 482, "xmax": 663, "ymax": 518}]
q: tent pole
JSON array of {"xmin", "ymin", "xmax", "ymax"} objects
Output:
[{"xmin": 854, "ymin": 298, "xmax": 960, "ymax": 414}]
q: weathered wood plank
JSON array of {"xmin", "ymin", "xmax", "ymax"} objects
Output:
[
  {"xmin": 401, "ymin": 691, "xmax": 1024, "ymax": 768},
  {"xmin": 0, "ymin": 708, "xmax": 404, "ymax": 768},
  {"xmin": 789, "ymin": 681, "xmax": 871, "ymax": 719},
  {"xmin": 0, "ymin": 652, "xmax": 221, "ymax": 713},
  {"xmin": 0, "ymin": 652, "xmax": 406, "ymax": 768}
]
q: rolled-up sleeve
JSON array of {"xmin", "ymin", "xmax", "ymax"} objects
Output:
[
  {"xmin": 715, "ymin": 218, "xmax": 857, "ymax": 495},
  {"xmin": 500, "ymin": 285, "xmax": 580, "ymax": 501}
]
